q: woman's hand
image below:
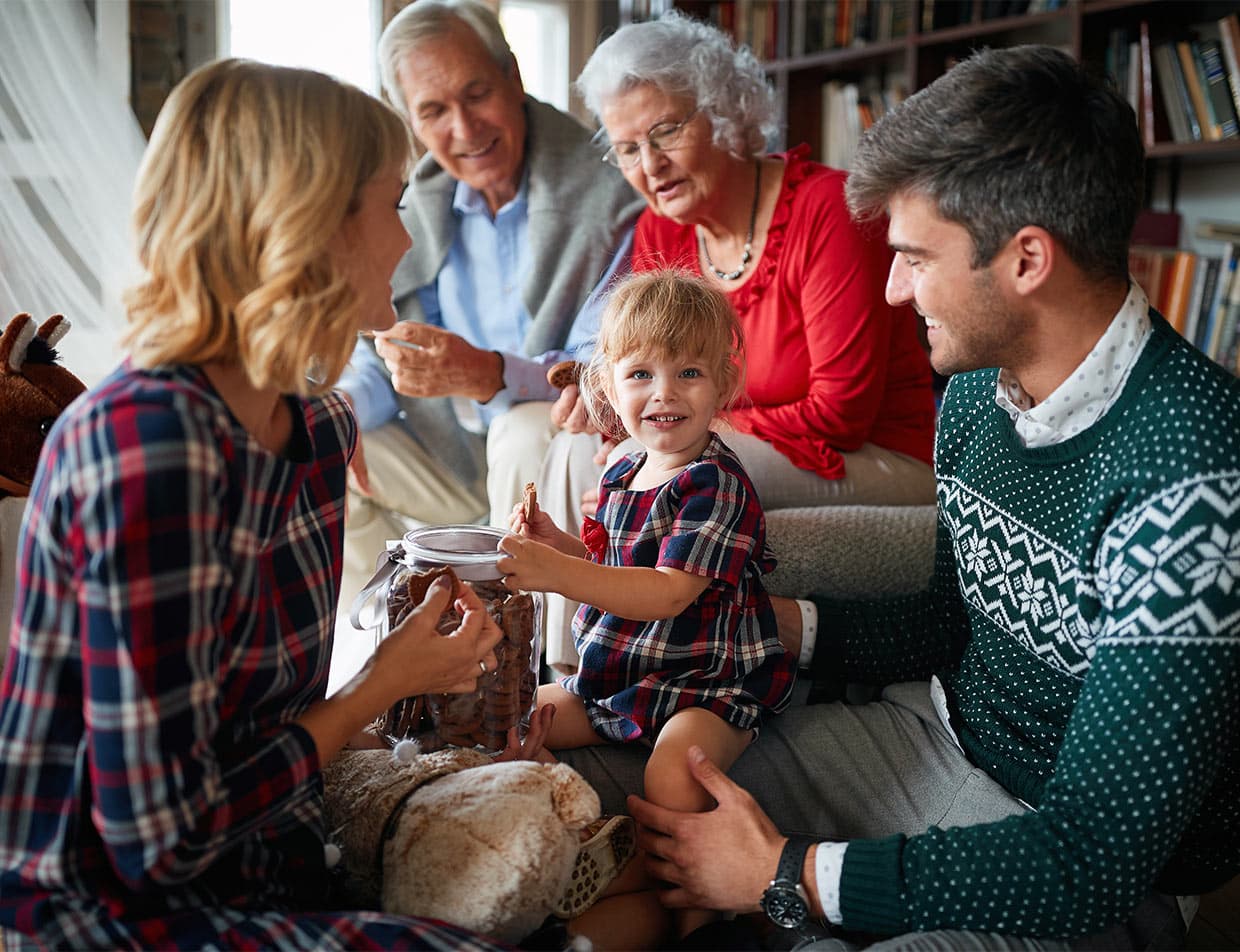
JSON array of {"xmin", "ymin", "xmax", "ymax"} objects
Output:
[
  {"xmin": 372, "ymin": 575, "xmax": 503, "ymax": 700},
  {"xmin": 298, "ymin": 576, "xmax": 501, "ymax": 765}
]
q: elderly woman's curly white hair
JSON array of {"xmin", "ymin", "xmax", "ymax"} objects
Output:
[{"xmin": 575, "ymin": 10, "xmax": 779, "ymax": 158}]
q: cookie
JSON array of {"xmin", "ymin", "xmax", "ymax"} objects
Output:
[
  {"xmin": 546, "ymin": 360, "xmax": 581, "ymax": 390},
  {"xmin": 522, "ymin": 482, "xmax": 537, "ymax": 522}
]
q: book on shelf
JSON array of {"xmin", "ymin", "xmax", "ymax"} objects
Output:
[
  {"xmin": 1129, "ymin": 246, "xmax": 1178, "ymax": 312},
  {"xmin": 1197, "ymin": 219, "xmax": 1240, "ymax": 243},
  {"xmin": 1197, "ymin": 245, "xmax": 1237, "ymax": 359},
  {"xmin": 1219, "ymin": 14, "xmax": 1240, "ymax": 121},
  {"xmin": 1220, "ymin": 264, "xmax": 1240, "ymax": 373},
  {"xmin": 1138, "ymin": 22, "xmax": 1161, "ymax": 149},
  {"xmin": 1182, "ymin": 253, "xmax": 1213, "ymax": 345},
  {"xmin": 1162, "ymin": 250, "xmax": 1198, "ymax": 335},
  {"xmin": 1153, "ymin": 42, "xmax": 1199, "ymax": 142},
  {"xmin": 1195, "ymin": 39, "xmax": 1240, "ymax": 139},
  {"xmin": 1176, "ymin": 40, "xmax": 1215, "ymax": 140},
  {"xmin": 1186, "ymin": 255, "xmax": 1221, "ymax": 347}
]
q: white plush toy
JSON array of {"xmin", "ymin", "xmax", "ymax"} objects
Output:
[{"xmin": 323, "ymin": 745, "xmax": 607, "ymax": 943}]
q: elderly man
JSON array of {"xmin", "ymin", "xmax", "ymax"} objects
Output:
[{"xmin": 336, "ymin": 0, "xmax": 642, "ymax": 609}]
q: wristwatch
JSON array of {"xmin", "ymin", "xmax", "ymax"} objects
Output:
[{"xmin": 761, "ymin": 833, "xmax": 817, "ymax": 929}]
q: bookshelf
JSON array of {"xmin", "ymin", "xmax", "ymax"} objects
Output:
[
  {"xmin": 622, "ymin": 0, "xmax": 1240, "ymax": 372},
  {"xmin": 631, "ymin": 2, "xmax": 1240, "ymax": 208}
]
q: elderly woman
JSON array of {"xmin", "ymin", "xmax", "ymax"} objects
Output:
[{"xmin": 538, "ymin": 12, "xmax": 937, "ymax": 671}]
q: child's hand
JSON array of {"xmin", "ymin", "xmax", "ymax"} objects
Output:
[
  {"xmin": 496, "ymin": 533, "xmax": 565, "ymax": 595},
  {"xmin": 507, "ymin": 495, "xmax": 562, "ymax": 546}
]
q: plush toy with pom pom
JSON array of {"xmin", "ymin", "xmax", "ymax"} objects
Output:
[
  {"xmin": 0, "ymin": 314, "xmax": 86, "ymax": 499},
  {"xmin": 322, "ymin": 745, "xmax": 613, "ymax": 944}
]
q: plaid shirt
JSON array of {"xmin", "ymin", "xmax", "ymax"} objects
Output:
[
  {"xmin": 0, "ymin": 364, "xmax": 502, "ymax": 951},
  {"xmin": 566, "ymin": 434, "xmax": 795, "ymax": 741}
]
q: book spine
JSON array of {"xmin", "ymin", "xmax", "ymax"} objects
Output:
[
  {"xmin": 1177, "ymin": 40, "xmax": 1216, "ymax": 140},
  {"xmin": 1218, "ymin": 14, "xmax": 1240, "ymax": 121},
  {"xmin": 1154, "ymin": 43, "xmax": 1194, "ymax": 142},
  {"xmin": 1163, "ymin": 251, "xmax": 1198, "ymax": 335},
  {"xmin": 1196, "ymin": 39, "xmax": 1239, "ymax": 138},
  {"xmin": 1138, "ymin": 22, "xmax": 1158, "ymax": 148},
  {"xmin": 1192, "ymin": 257, "xmax": 1222, "ymax": 351},
  {"xmin": 1208, "ymin": 250, "xmax": 1240, "ymax": 359},
  {"xmin": 1200, "ymin": 246, "xmax": 1237, "ymax": 355}
]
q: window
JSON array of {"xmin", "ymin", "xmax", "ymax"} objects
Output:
[
  {"xmin": 500, "ymin": 0, "xmax": 569, "ymax": 112},
  {"xmin": 223, "ymin": 0, "xmax": 381, "ymax": 94}
]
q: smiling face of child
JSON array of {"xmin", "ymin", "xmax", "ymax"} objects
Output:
[{"xmin": 609, "ymin": 348, "xmax": 726, "ymax": 473}]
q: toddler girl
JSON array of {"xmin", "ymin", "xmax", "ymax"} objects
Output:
[{"xmin": 497, "ymin": 269, "xmax": 795, "ymax": 938}]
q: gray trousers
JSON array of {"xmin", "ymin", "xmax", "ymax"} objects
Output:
[{"xmin": 557, "ymin": 682, "xmax": 1186, "ymax": 951}]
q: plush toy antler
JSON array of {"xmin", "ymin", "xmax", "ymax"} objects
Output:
[{"xmin": 0, "ymin": 314, "xmax": 87, "ymax": 498}]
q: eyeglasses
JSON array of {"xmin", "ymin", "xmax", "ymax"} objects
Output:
[{"xmin": 601, "ymin": 110, "xmax": 699, "ymax": 169}]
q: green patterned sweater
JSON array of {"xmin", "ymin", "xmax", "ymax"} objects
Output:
[{"xmin": 814, "ymin": 314, "xmax": 1239, "ymax": 938}]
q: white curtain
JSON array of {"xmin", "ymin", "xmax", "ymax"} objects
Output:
[{"xmin": 0, "ymin": 1, "xmax": 147, "ymax": 385}]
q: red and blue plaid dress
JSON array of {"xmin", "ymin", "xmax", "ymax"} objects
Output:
[
  {"xmin": 0, "ymin": 363, "xmax": 503, "ymax": 951},
  {"xmin": 564, "ymin": 434, "xmax": 796, "ymax": 742}
]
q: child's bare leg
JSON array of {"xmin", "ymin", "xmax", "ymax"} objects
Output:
[
  {"xmin": 537, "ymin": 682, "xmax": 603, "ymax": 752},
  {"xmin": 567, "ymin": 850, "xmax": 671, "ymax": 951},
  {"xmin": 645, "ymin": 707, "xmax": 753, "ymax": 938}
]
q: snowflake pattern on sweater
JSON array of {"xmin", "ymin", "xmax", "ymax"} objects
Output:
[{"xmin": 817, "ymin": 313, "xmax": 1239, "ymax": 939}]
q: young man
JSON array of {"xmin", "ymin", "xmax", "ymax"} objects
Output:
[
  {"xmin": 336, "ymin": 0, "xmax": 643, "ymax": 611},
  {"xmin": 560, "ymin": 45, "xmax": 1239, "ymax": 949}
]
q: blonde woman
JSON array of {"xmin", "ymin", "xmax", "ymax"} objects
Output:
[{"xmin": 0, "ymin": 59, "xmax": 519, "ymax": 950}]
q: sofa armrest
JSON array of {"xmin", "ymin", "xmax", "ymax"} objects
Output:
[{"xmin": 764, "ymin": 504, "xmax": 937, "ymax": 600}]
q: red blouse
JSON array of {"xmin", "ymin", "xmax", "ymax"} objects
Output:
[{"xmin": 632, "ymin": 146, "xmax": 936, "ymax": 480}]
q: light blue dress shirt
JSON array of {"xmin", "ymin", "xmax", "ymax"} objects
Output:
[{"xmin": 339, "ymin": 176, "xmax": 632, "ymax": 432}]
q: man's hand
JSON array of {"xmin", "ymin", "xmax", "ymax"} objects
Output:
[
  {"xmin": 550, "ymin": 384, "xmax": 597, "ymax": 434},
  {"xmin": 374, "ymin": 325, "xmax": 504, "ymax": 403},
  {"xmin": 627, "ymin": 745, "xmax": 785, "ymax": 913}
]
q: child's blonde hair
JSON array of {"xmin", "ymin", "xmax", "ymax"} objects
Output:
[
  {"xmin": 580, "ymin": 270, "xmax": 745, "ymax": 438},
  {"xmin": 123, "ymin": 58, "xmax": 413, "ymax": 396}
]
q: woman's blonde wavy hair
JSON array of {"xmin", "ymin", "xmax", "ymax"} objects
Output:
[
  {"xmin": 123, "ymin": 58, "xmax": 413, "ymax": 395},
  {"xmin": 580, "ymin": 270, "xmax": 745, "ymax": 440}
]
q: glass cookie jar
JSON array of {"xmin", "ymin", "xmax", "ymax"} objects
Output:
[{"xmin": 349, "ymin": 525, "xmax": 541, "ymax": 754}]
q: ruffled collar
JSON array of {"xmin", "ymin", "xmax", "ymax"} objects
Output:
[{"xmin": 729, "ymin": 144, "xmax": 816, "ymax": 316}]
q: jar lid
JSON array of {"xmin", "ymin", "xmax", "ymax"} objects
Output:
[{"xmin": 400, "ymin": 525, "xmax": 506, "ymax": 581}]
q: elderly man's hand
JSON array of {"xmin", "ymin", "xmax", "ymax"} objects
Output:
[
  {"xmin": 550, "ymin": 384, "xmax": 596, "ymax": 433},
  {"xmin": 627, "ymin": 745, "xmax": 788, "ymax": 914},
  {"xmin": 374, "ymin": 324, "xmax": 504, "ymax": 403}
]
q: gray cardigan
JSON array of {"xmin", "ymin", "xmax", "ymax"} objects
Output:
[{"xmin": 373, "ymin": 96, "xmax": 644, "ymax": 495}]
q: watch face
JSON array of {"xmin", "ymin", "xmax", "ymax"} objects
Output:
[{"xmin": 762, "ymin": 885, "xmax": 809, "ymax": 929}]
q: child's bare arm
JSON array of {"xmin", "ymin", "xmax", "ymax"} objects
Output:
[{"xmin": 497, "ymin": 534, "xmax": 710, "ymax": 619}]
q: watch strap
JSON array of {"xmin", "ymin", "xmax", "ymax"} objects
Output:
[{"xmin": 775, "ymin": 833, "xmax": 816, "ymax": 889}]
